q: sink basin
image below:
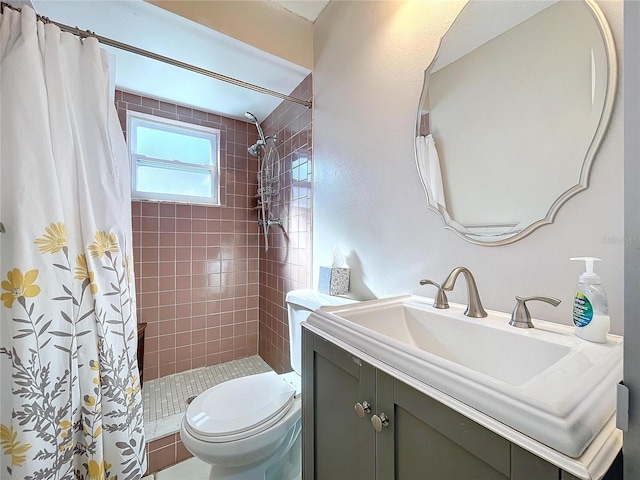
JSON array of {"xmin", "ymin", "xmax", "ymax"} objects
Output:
[
  {"xmin": 337, "ymin": 301, "xmax": 573, "ymax": 386},
  {"xmin": 306, "ymin": 295, "xmax": 623, "ymax": 458}
]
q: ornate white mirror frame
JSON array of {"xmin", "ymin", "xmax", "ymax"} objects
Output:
[{"xmin": 415, "ymin": 0, "xmax": 617, "ymax": 246}]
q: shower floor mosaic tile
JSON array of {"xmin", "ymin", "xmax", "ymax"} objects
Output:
[{"xmin": 143, "ymin": 355, "xmax": 273, "ymax": 442}]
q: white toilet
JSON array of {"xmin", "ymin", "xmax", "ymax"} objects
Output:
[{"xmin": 180, "ymin": 289, "xmax": 356, "ymax": 480}]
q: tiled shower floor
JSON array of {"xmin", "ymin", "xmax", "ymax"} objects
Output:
[{"xmin": 143, "ymin": 355, "xmax": 273, "ymax": 442}]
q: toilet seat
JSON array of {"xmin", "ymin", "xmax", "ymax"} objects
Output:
[{"xmin": 184, "ymin": 371, "xmax": 296, "ymax": 443}]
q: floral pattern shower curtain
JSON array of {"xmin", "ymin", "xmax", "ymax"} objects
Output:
[{"xmin": 0, "ymin": 6, "xmax": 146, "ymax": 479}]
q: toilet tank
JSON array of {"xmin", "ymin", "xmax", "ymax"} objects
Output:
[{"xmin": 286, "ymin": 289, "xmax": 357, "ymax": 375}]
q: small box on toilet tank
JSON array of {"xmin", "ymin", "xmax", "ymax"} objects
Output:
[{"xmin": 318, "ymin": 266, "xmax": 350, "ymax": 296}]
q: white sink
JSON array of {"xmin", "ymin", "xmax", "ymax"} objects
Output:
[{"xmin": 306, "ymin": 295, "xmax": 623, "ymax": 458}]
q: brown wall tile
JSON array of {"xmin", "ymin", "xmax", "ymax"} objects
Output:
[
  {"xmin": 258, "ymin": 74, "xmax": 313, "ymax": 373},
  {"xmin": 117, "ymin": 90, "xmax": 260, "ymax": 381},
  {"xmin": 145, "ymin": 433, "xmax": 193, "ymax": 475},
  {"xmin": 119, "ymin": 73, "xmax": 313, "ymax": 387}
]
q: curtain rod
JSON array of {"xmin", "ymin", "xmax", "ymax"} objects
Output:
[{"xmin": 0, "ymin": 2, "xmax": 312, "ymax": 109}]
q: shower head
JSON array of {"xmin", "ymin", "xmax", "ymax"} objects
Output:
[
  {"xmin": 244, "ymin": 111, "xmax": 266, "ymax": 145},
  {"xmin": 244, "ymin": 112, "xmax": 258, "ymax": 124},
  {"xmin": 248, "ymin": 143, "xmax": 260, "ymax": 157},
  {"xmin": 247, "ymin": 139, "xmax": 265, "ymax": 157}
]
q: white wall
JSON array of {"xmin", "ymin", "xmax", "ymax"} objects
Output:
[{"xmin": 312, "ymin": 0, "xmax": 624, "ymax": 334}]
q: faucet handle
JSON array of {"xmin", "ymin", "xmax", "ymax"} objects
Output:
[
  {"xmin": 419, "ymin": 279, "xmax": 449, "ymax": 309},
  {"xmin": 509, "ymin": 295, "xmax": 561, "ymax": 329}
]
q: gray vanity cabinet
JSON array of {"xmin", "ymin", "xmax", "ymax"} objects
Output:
[
  {"xmin": 302, "ymin": 328, "xmax": 376, "ymax": 479},
  {"xmin": 302, "ymin": 328, "xmax": 614, "ymax": 480}
]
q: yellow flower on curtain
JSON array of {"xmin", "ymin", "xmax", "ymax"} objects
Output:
[
  {"xmin": 0, "ymin": 424, "xmax": 31, "ymax": 467},
  {"xmin": 59, "ymin": 420, "xmax": 72, "ymax": 439},
  {"xmin": 34, "ymin": 222, "xmax": 67, "ymax": 254},
  {"xmin": 58, "ymin": 420, "xmax": 74, "ymax": 451},
  {"xmin": 74, "ymin": 254, "xmax": 98, "ymax": 294},
  {"xmin": 87, "ymin": 231, "xmax": 118, "ymax": 258},
  {"xmin": 1, "ymin": 268, "xmax": 41, "ymax": 308},
  {"xmin": 125, "ymin": 377, "xmax": 141, "ymax": 403},
  {"xmin": 87, "ymin": 459, "xmax": 111, "ymax": 480}
]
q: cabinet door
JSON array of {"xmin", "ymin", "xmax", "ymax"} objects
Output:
[
  {"xmin": 376, "ymin": 372, "xmax": 511, "ymax": 480},
  {"xmin": 302, "ymin": 330, "xmax": 376, "ymax": 480}
]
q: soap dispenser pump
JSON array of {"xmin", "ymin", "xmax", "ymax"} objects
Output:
[{"xmin": 570, "ymin": 257, "xmax": 610, "ymax": 343}]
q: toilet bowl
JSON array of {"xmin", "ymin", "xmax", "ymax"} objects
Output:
[
  {"xmin": 180, "ymin": 289, "xmax": 357, "ymax": 480},
  {"xmin": 180, "ymin": 371, "xmax": 302, "ymax": 480}
]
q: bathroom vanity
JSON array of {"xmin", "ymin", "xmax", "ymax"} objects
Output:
[{"xmin": 301, "ymin": 296, "xmax": 623, "ymax": 480}]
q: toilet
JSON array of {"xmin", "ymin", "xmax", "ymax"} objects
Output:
[{"xmin": 180, "ymin": 289, "xmax": 356, "ymax": 480}]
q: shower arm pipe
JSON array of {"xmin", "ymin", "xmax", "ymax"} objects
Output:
[{"xmin": 0, "ymin": 2, "xmax": 312, "ymax": 109}]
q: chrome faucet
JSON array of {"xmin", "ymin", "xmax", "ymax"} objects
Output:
[
  {"xmin": 419, "ymin": 279, "xmax": 449, "ymax": 309},
  {"xmin": 441, "ymin": 267, "xmax": 487, "ymax": 318}
]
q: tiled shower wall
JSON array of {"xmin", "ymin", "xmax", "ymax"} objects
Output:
[
  {"xmin": 258, "ymin": 74, "xmax": 313, "ymax": 373},
  {"xmin": 115, "ymin": 90, "xmax": 261, "ymax": 382}
]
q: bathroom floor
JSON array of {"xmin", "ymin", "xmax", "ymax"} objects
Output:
[
  {"xmin": 144, "ymin": 457, "xmax": 210, "ymax": 480},
  {"xmin": 143, "ymin": 355, "xmax": 273, "ymax": 442}
]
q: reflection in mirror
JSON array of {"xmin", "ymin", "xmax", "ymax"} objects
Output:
[{"xmin": 415, "ymin": 0, "xmax": 617, "ymax": 245}]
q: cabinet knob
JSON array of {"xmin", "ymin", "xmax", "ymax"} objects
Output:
[
  {"xmin": 355, "ymin": 401, "xmax": 372, "ymax": 418},
  {"xmin": 371, "ymin": 413, "xmax": 389, "ymax": 432}
]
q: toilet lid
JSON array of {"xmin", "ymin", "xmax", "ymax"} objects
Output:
[{"xmin": 185, "ymin": 371, "xmax": 295, "ymax": 440}]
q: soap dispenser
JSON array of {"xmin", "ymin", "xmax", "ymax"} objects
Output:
[{"xmin": 570, "ymin": 257, "xmax": 610, "ymax": 343}]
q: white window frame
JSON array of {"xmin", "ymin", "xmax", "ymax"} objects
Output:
[{"xmin": 127, "ymin": 111, "xmax": 221, "ymax": 205}]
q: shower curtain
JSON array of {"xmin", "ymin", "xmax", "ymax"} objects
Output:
[{"xmin": 0, "ymin": 6, "xmax": 146, "ymax": 479}]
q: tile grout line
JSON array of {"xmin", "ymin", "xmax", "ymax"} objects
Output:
[{"xmin": 143, "ymin": 355, "xmax": 273, "ymax": 424}]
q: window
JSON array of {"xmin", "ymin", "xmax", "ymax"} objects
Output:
[{"xmin": 127, "ymin": 111, "xmax": 220, "ymax": 205}]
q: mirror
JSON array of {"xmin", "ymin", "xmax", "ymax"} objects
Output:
[{"xmin": 415, "ymin": 0, "xmax": 617, "ymax": 245}]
